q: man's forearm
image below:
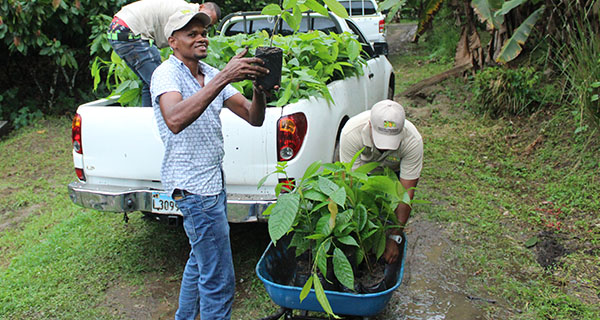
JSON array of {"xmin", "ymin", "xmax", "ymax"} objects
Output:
[
  {"xmin": 247, "ymin": 86, "xmax": 267, "ymax": 126},
  {"xmin": 393, "ymin": 202, "xmax": 411, "ymax": 234}
]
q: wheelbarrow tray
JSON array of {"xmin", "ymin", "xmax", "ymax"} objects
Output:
[{"xmin": 255, "ymin": 234, "xmax": 406, "ymax": 317}]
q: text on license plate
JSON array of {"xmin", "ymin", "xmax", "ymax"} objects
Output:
[{"xmin": 151, "ymin": 192, "xmax": 181, "ymax": 214}]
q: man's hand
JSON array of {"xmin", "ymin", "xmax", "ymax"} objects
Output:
[
  {"xmin": 383, "ymin": 238, "xmax": 400, "ymax": 264},
  {"xmin": 221, "ymin": 47, "xmax": 270, "ymax": 83}
]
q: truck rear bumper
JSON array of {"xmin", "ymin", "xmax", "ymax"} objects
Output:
[{"xmin": 68, "ymin": 182, "xmax": 273, "ymax": 223}]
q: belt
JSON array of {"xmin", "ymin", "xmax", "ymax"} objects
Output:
[
  {"xmin": 107, "ymin": 31, "xmax": 142, "ymax": 41},
  {"xmin": 172, "ymin": 189, "xmax": 194, "ymax": 200}
]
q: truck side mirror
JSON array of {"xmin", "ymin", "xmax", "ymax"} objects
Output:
[{"xmin": 373, "ymin": 42, "xmax": 388, "ymax": 56}]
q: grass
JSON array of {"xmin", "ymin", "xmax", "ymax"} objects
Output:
[
  {"xmin": 395, "ymin": 43, "xmax": 600, "ymax": 318},
  {"xmin": 0, "ymin": 119, "xmax": 278, "ymax": 319},
  {"xmin": 1, "ymin": 28, "xmax": 599, "ymax": 319}
]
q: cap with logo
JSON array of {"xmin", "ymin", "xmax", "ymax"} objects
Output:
[
  {"xmin": 370, "ymin": 99, "xmax": 405, "ymax": 150},
  {"xmin": 164, "ymin": 9, "xmax": 211, "ymax": 40}
]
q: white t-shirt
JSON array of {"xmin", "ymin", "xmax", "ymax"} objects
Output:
[
  {"xmin": 340, "ymin": 110, "xmax": 423, "ymax": 180},
  {"xmin": 115, "ymin": 0, "xmax": 199, "ymax": 48}
]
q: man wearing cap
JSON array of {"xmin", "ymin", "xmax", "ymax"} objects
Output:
[
  {"xmin": 108, "ymin": 0, "xmax": 221, "ymax": 107},
  {"xmin": 150, "ymin": 9, "xmax": 273, "ymax": 320},
  {"xmin": 340, "ymin": 99, "xmax": 423, "ymax": 264}
]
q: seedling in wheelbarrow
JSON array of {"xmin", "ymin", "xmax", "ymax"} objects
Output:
[{"xmin": 260, "ymin": 149, "xmax": 425, "ymax": 317}]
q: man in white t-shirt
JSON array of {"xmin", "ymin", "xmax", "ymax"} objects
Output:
[
  {"xmin": 340, "ymin": 99, "xmax": 423, "ymax": 264},
  {"xmin": 107, "ymin": 0, "xmax": 221, "ymax": 106}
]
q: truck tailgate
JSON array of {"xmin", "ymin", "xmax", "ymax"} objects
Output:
[
  {"xmin": 79, "ymin": 106, "xmax": 163, "ymax": 184},
  {"xmin": 221, "ymin": 107, "xmax": 280, "ymax": 200}
]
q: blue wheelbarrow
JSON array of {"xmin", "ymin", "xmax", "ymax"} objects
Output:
[{"xmin": 255, "ymin": 234, "xmax": 406, "ymax": 319}]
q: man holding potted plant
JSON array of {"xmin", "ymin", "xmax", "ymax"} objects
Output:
[
  {"xmin": 339, "ymin": 99, "xmax": 423, "ymax": 264},
  {"xmin": 150, "ymin": 9, "xmax": 273, "ymax": 320}
]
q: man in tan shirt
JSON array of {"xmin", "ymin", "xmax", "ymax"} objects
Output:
[
  {"xmin": 108, "ymin": 0, "xmax": 221, "ymax": 107},
  {"xmin": 340, "ymin": 99, "xmax": 423, "ymax": 264}
]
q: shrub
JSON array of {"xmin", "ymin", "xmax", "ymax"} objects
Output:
[
  {"xmin": 470, "ymin": 66, "xmax": 542, "ymax": 118},
  {"xmin": 0, "ymin": 0, "xmax": 128, "ymax": 126},
  {"xmin": 554, "ymin": 1, "xmax": 600, "ymax": 130}
]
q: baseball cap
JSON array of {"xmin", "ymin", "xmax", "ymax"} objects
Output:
[
  {"xmin": 164, "ymin": 9, "xmax": 212, "ymax": 40},
  {"xmin": 370, "ymin": 99, "xmax": 405, "ymax": 150}
]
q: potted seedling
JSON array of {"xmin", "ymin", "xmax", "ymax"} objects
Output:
[
  {"xmin": 258, "ymin": 149, "xmax": 423, "ymax": 317},
  {"xmin": 257, "ymin": 0, "xmax": 349, "ymax": 90}
]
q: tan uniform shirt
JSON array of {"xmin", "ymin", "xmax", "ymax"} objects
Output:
[
  {"xmin": 115, "ymin": 0, "xmax": 199, "ymax": 48},
  {"xmin": 340, "ymin": 110, "xmax": 423, "ymax": 180}
]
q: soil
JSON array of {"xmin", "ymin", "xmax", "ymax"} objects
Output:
[
  {"xmin": 255, "ymin": 46, "xmax": 283, "ymax": 90},
  {"xmin": 291, "ymin": 252, "xmax": 388, "ymax": 293}
]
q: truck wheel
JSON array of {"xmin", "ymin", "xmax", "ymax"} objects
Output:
[{"xmin": 388, "ymin": 77, "xmax": 395, "ymax": 100}]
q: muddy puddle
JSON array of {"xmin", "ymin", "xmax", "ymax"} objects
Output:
[{"xmin": 374, "ymin": 217, "xmax": 490, "ymax": 320}]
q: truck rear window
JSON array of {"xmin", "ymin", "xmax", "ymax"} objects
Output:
[
  {"xmin": 223, "ymin": 16, "xmax": 337, "ymax": 36},
  {"xmin": 339, "ymin": 0, "xmax": 377, "ymax": 16}
]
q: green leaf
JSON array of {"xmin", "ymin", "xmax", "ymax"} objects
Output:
[
  {"xmin": 261, "ymin": 4, "xmax": 283, "ymax": 16},
  {"xmin": 268, "ymin": 193, "xmax": 301, "ymax": 242},
  {"xmin": 333, "ymin": 248, "xmax": 354, "ymax": 290},
  {"xmin": 330, "ymin": 186, "xmax": 346, "ymax": 207},
  {"xmin": 525, "ymin": 236, "xmax": 538, "ymax": 248},
  {"xmin": 318, "ymin": 176, "xmax": 339, "ymax": 197},
  {"xmin": 376, "ymin": 230, "xmax": 387, "ymax": 259},
  {"xmin": 261, "ymin": 203, "xmax": 275, "ymax": 216},
  {"xmin": 496, "ymin": 6, "xmax": 545, "ymax": 64},
  {"xmin": 471, "ymin": 0, "xmax": 504, "ymax": 29},
  {"xmin": 337, "ymin": 235, "xmax": 358, "ymax": 246},
  {"xmin": 300, "ymin": 274, "xmax": 314, "ymax": 301},
  {"xmin": 316, "ymin": 214, "xmax": 333, "ymax": 237},
  {"xmin": 301, "ymin": 160, "xmax": 322, "ymax": 183},
  {"xmin": 283, "ymin": 0, "xmax": 298, "ymax": 10},
  {"xmin": 355, "ymin": 162, "xmax": 379, "ymax": 174},
  {"xmin": 316, "ymin": 240, "xmax": 330, "ymax": 276},
  {"xmin": 379, "ymin": 0, "xmax": 404, "ymax": 11},
  {"xmin": 305, "ymin": 234, "xmax": 326, "ymax": 240},
  {"xmin": 118, "ymin": 88, "xmax": 141, "ymax": 105},
  {"xmin": 323, "ymin": 0, "xmax": 349, "ymax": 18},
  {"xmin": 347, "ymin": 39, "xmax": 360, "ymax": 61},
  {"xmin": 304, "ymin": 189, "xmax": 328, "ymax": 202},
  {"xmin": 356, "ymin": 204, "xmax": 367, "ymax": 231},
  {"xmin": 304, "ymin": 0, "xmax": 329, "ymax": 16},
  {"xmin": 312, "ymin": 273, "xmax": 337, "ymax": 317},
  {"xmin": 495, "ymin": 0, "xmax": 527, "ymax": 17}
]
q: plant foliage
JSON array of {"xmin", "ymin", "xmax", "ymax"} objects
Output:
[
  {"xmin": 260, "ymin": 151, "xmax": 422, "ymax": 317},
  {"xmin": 93, "ymin": 31, "xmax": 366, "ymax": 107},
  {"xmin": 470, "ymin": 66, "xmax": 542, "ymax": 117}
]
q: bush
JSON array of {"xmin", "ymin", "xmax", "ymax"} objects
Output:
[
  {"xmin": 554, "ymin": 1, "xmax": 600, "ymax": 131},
  {"xmin": 470, "ymin": 66, "xmax": 542, "ymax": 118},
  {"xmin": 420, "ymin": 3, "xmax": 460, "ymax": 64},
  {"xmin": 0, "ymin": 0, "xmax": 128, "ymax": 126}
]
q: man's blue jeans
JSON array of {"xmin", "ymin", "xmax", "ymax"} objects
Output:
[
  {"xmin": 108, "ymin": 39, "xmax": 162, "ymax": 107},
  {"xmin": 173, "ymin": 189, "xmax": 235, "ymax": 320}
]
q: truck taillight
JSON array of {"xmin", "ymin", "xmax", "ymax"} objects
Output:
[
  {"xmin": 72, "ymin": 113, "xmax": 82, "ymax": 154},
  {"xmin": 277, "ymin": 113, "xmax": 307, "ymax": 161},
  {"xmin": 379, "ymin": 19, "xmax": 385, "ymax": 33},
  {"xmin": 278, "ymin": 178, "xmax": 295, "ymax": 193},
  {"xmin": 75, "ymin": 168, "xmax": 86, "ymax": 181}
]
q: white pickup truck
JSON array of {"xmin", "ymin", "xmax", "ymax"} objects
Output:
[{"xmin": 68, "ymin": 12, "xmax": 394, "ymax": 224}]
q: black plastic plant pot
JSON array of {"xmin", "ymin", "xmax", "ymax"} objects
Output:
[{"xmin": 255, "ymin": 46, "xmax": 283, "ymax": 90}]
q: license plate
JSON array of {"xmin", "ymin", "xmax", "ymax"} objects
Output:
[{"xmin": 151, "ymin": 192, "xmax": 181, "ymax": 214}]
